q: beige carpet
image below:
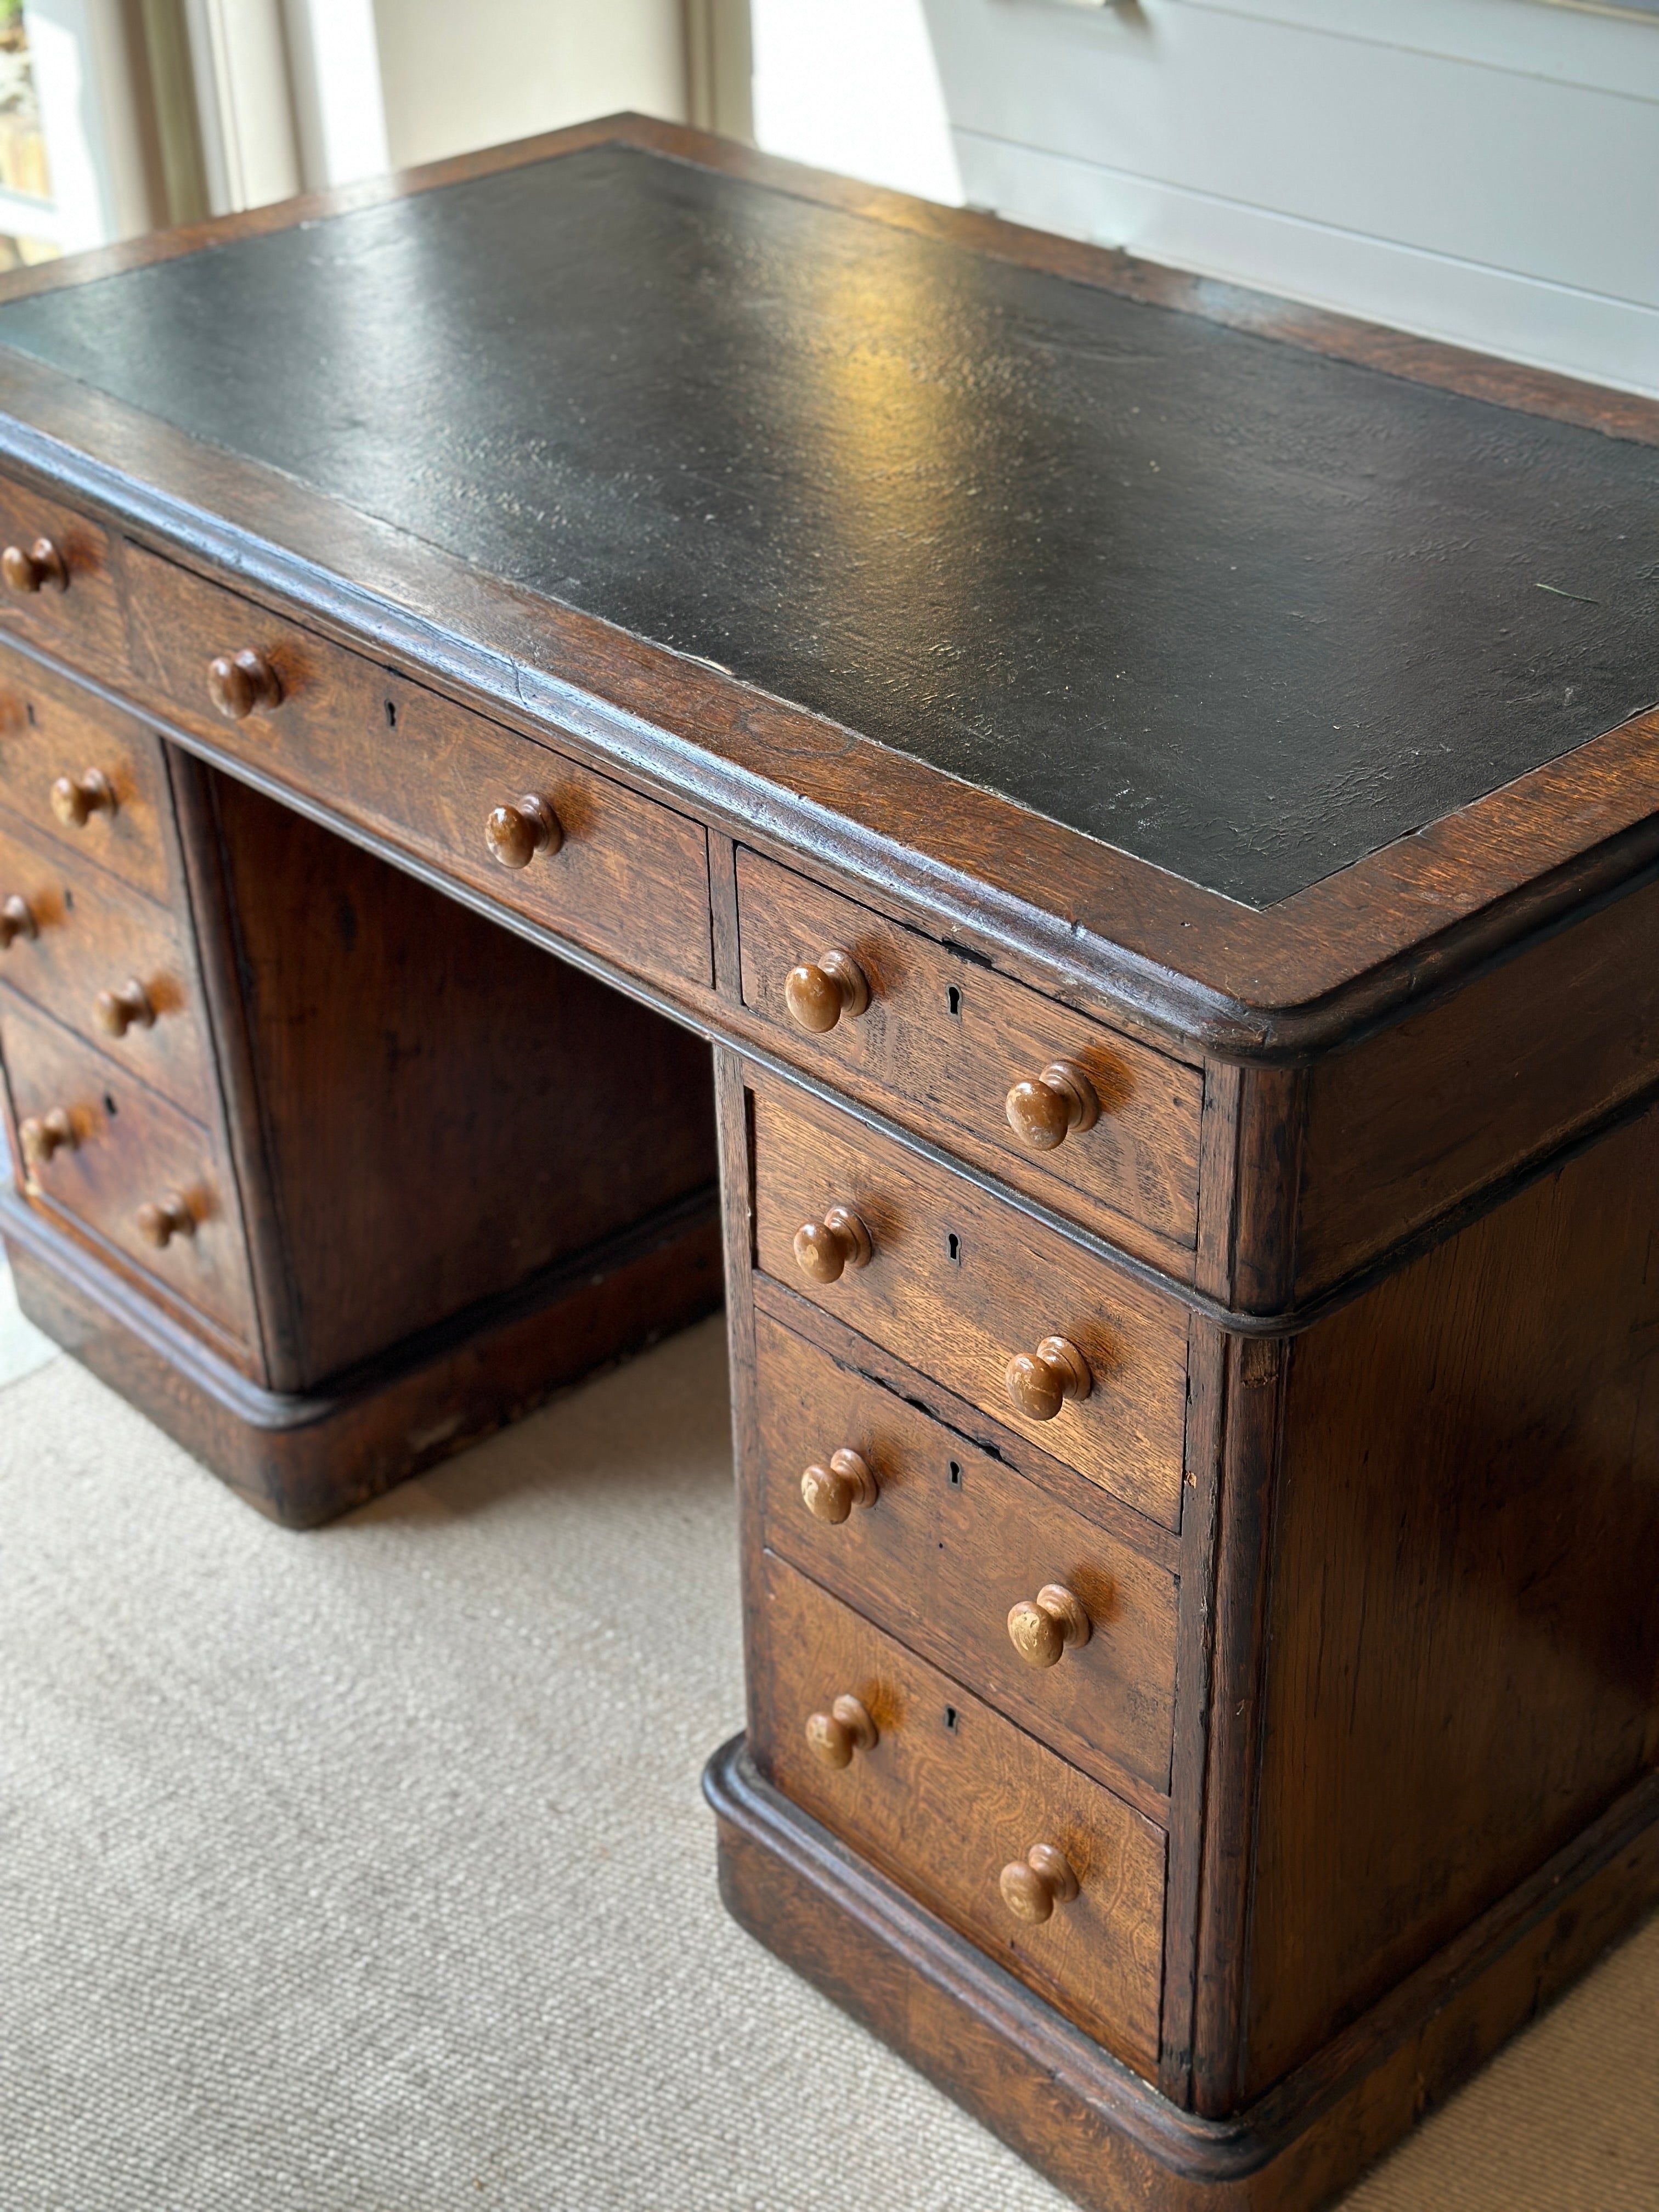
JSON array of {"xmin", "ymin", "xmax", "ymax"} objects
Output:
[{"xmin": 2, "ymin": 1278, "xmax": 1656, "ymax": 2211}]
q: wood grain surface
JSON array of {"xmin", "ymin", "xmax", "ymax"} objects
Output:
[
  {"xmin": 0, "ymin": 470, "xmax": 129, "ymax": 681},
  {"xmin": 0, "ymin": 644, "xmax": 176, "ymax": 902},
  {"xmin": 0, "ymin": 1175, "xmax": 724, "ymax": 1527},
  {"xmin": 1294, "ymin": 873, "xmax": 1659, "ymax": 1295},
  {"xmin": 748, "ymin": 1549, "xmax": 1166, "ymax": 2076},
  {"xmin": 0, "ymin": 142, "xmax": 1652, "ymax": 911},
  {"xmin": 709, "ymin": 1734, "xmax": 1659, "ymax": 2212},
  {"xmin": 736, "ymin": 848, "xmax": 1203, "ymax": 1258},
  {"xmin": 750, "ymin": 1079, "xmax": 1190, "ymax": 1526},
  {"xmin": 1243, "ymin": 1101, "xmax": 1659, "ymax": 2097},
  {"xmin": 754, "ymin": 1309, "xmax": 1178, "ymax": 1805},
  {"xmin": 0, "ymin": 809, "xmax": 212, "ymax": 1120},
  {"xmin": 0, "ymin": 344, "xmax": 1654, "ymax": 1056},
  {"xmin": 0, "ymin": 985, "xmax": 255, "ymax": 1342},
  {"xmin": 122, "ymin": 541, "xmax": 715, "ymax": 996},
  {"xmin": 196, "ymin": 769, "xmax": 719, "ymax": 1389}
]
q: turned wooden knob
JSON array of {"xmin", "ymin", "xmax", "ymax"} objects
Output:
[
  {"xmin": 805, "ymin": 1693, "xmax": 878, "ymax": 1769},
  {"xmin": 1008, "ymin": 1584, "xmax": 1092, "ymax": 1669},
  {"xmin": 136, "ymin": 1192, "xmax": 195, "ymax": 1248},
  {"xmin": 1, "ymin": 891, "xmax": 36, "ymax": 947},
  {"xmin": 1006, "ymin": 1059, "xmax": 1100, "ymax": 1151},
  {"xmin": 49, "ymin": 767, "xmax": 117, "ymax": 828},
  {"xmin": 1005, "ymin": 1336, "xmax": 1091, "ymax": 1422},
  {"xmin": 485, "ymin": 793, "xmax": 563, "ymax": 869},
  {"xmin": 94, "ymin": 978, "xmax": 156, "ymax": 1038},
  {"xmin": 207, "ymin": 648, "xmax": 282, "ymax": 721},
  {"xmin": 793, "ymin": 1204, "xmax": 873, "ymax": 1284},
  {"xmin": 2, "ymin": 536, "xmax": 67, "ymax": 594},
  {"xmin": 800, "ymin": 1448, "xmax": 878, "ymax": 1524},
  {"xmin": 1000, "ymin": 1842, "xmax": 1080, "ymax": 1925},
  {"xmin": 785, "ymin": 948, "xmax": 870, "ymax": 1032},
  {"xmin": 19, "ymin": 1107, "xmax": 75, "ymax": 1165}
]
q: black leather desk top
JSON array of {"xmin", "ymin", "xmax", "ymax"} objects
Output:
[{"xmin": 0, "ymin": 142, "xmax": 1652, "ymax": 908}]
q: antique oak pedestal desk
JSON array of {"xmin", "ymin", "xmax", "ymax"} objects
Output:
[{"xmin": 1, "ymin": 116, "xmax": 1656, "ymax": 2212}]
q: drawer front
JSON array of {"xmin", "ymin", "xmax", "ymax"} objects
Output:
[
  {"xmin": 754, "ymin": 1312, "xmax": 1177, "ymax": 1796},
  {"xmin": 123, "ymin": 544, "xmax": 713, "ymax": 995},
  {"xmin": 0, "ymin": 816, "xmax": 214, "ymax": 1122},
  {"xmin": 737, "ymin": 850, "xmax": 1203, "ymax": 1257},
  {"xmin": 752, "ymin": 1084, "xmax": 1189, "ymax": 1528},
  {"xmin": 751, "ymin": 1550, "xmax": 1166, "ymax": 2075},
  {"xmin": 0, "ymin": 475, "xmax": 129, "ymax": 682},
  {"xmin": 0, "ymin": 644, "xmax": 176, "ymax": 902},
  {"xmin": 1, "ymin": 991, "xmax": 256, "ymax": 1343}
]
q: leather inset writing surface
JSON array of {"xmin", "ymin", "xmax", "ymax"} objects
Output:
[{"xmin": 1, "ymin": 141, "xmax": 1654, "ymax": 906}]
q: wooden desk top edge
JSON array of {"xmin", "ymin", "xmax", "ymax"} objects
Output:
[{"xmin": 1, "ymin": 111, "xmax": 1655, "ymax": 1065}]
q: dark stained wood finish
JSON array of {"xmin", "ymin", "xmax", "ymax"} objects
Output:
[
  {"xmin": 2, "ymin": 1176, "xmax": 723, "ymax": 1528},
  {"xmin": 0, "ymin": 644, "xmax": 175, "ymax": 902},
  {"xmin": 0, "ymin": 132, "xmax": 1648, "ymax": 1053},
  {"xmin": 1240, "ymin": 1101, "xmax": 1659, "ymax": 2100},
  {"xmin": 122, "ymin": 540, "xmax": 715, "ymax": 997},
  {"xmin": 754, "ymin": 1310, "xmax": 1178, "ymax": 1806},
  {"xmin": 0, "ymin": 114, "xmax": 1654, "ymax": 2212},
  {"xmin": 0, "ymin": 810, "xmax": 213, "ymax": 1119},
  {"xmin": 0, "ymin": 986, "xmax": 256, "ymax": 1342},
  {"xmin": 736, "ymin": 848, "xmax": 1203, "ymax": 1264},
  {"xmin": 709, "ymin": 1737, "xmax": 1659, "ymax": 2212},
  {"xmin": 750, "ymin": 1076, "xmax": 1189, "ymax": 1527},
  {"xmin": 748, "ymin": 1550, "xmax": 1166, "ymax": 2077},
  {"xmin": 192, "ymin": 769, "xmax": 718, "ymax": 1390},
  {"xmin": 1293, "ymin": 872, "xmax": 1659, "ymax": 1298},
  {"xmin": 0, "ymin": 470, "xmax": 130, "ymax": 679},
  {"xmin": 751, "ymin": 1269, "xmax": 1184, "ymax": 1575}
]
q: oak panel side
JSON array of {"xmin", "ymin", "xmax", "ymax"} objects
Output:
[
  {"xmin": 1296, "ymin": 872, "xmax": 1659, "ymax": 1296},
  {"xmin": 1243, "ymin": 1104, "xmax": 1659, "ymax": 2097}
]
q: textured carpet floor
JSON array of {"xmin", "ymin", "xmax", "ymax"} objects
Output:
[{"xmin": 2, "ymin": 1284, "xmax": 1656, "ymax": 2211}]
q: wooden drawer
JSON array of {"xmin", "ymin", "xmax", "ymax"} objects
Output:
[
  {"xmin": 754, "ymin": 1312, "xmax": 1177, "ymax": 1798},
  {"xmin": 737, "ymin": 850, "xmax": 1203, "ymax": 1261},
  {"xmin": 0, "ymin": 643, "xmax": 176, "ymax": 903},
  {"xmin": 751, "ymin": 1081, "xmax": 1189, "ymax": 1528},
  {"xmin": 0, "ymin": 814, "xmax": 214, "ymax": 1121},
  {"xmin": 122, "ymin": 543, "xmax": 713, "ymax": 996},
  {"xmin": 750, "ymin": 1550, "xmax": 1165, "ymax": 2076},
  {"xmin": 1, "ymin": 991, "xmax": 256, "ymax": 1344},
  {"xmin": 0, "ymin": 474, "xmax": 129, "ymax": 682}
]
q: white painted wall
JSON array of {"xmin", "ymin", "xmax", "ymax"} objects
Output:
[
  {"xmin": 371, "ymin": 0, "xmax": 687, "ymax": 171},
  {"xmin": 751, "ymin": 0, "xmax": 1659, "ymax": 397},
  {"xmin": 25, "ymin": 0, "xmax": 154, "ymax": 247}
]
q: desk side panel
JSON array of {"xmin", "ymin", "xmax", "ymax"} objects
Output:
[
  {"xmin": 1240, "ymin": 1102, "xmax": 1659, "ymax": 2098},
  {"xmin": 1294, "ymin": 873, "xmax": 1659, "ymax": 1299}
]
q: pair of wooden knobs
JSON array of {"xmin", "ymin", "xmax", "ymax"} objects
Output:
[
  {"xmin": 783, "ymin": 947, "xmax": 1102, "ymax": 1155},
  {"xmin": 2, "ymin": 537, "xmax": 67, "ymax": 594},
  {"xmin": 16, "ymin": 1108, "xmax": 194, "ymax": 1244},
  {"xmin": 797, "ymin": 1452, "xmax": 1090, "ymax": 1669},
  {"xmin": 802, "ymin": 1702, "xmax": 1080, "ymax": 1927},
  {"xmin": 791, "ymin": 1209, "xmax": 1092, "ymax": 1424}
]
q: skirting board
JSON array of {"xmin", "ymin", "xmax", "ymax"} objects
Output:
[{"xmin": 706, "ymin": 1735, "xmax": 1659, "ymax": 2211}]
